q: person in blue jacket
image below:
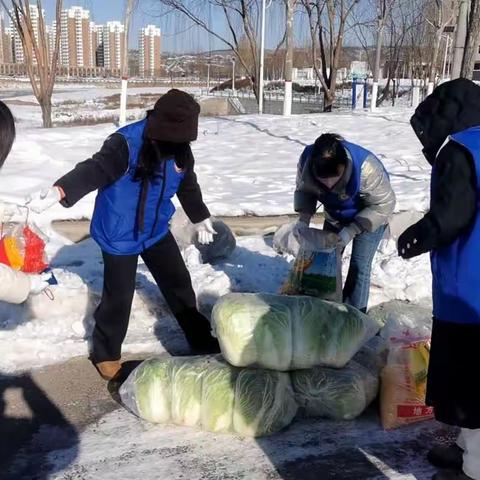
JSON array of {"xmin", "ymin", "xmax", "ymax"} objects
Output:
[
  {"xmin": 27, "ymin": 90, "xmax": 219, "ymax": 381},
  {"xmin": 398, "ymin": 79, "xmax": 480, "ymax": 480},
  {"xmin": 294, "ymin": 133, "xmax": 396, "ymax": 312}
]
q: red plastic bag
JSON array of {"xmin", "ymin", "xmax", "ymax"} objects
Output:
[
  {"xmin": 0, "ymin": 220, "xmax": 49, "ymax": 274},
  {"xmin": 22, "ymin": 225, "xmax": 48, "ymax": 273}
]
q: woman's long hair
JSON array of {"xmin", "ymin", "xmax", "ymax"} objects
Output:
[
  {"xmin": 134, "ymin": 138, "xmax": 192, "ymax": 181},
  {"xmin": 0, "ymin": 101, "xmax": 15, "ymax": 169}
]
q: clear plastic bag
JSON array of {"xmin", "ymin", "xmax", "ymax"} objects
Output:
[
  {"xmin": 273, "ymin": 221, "xmax": 301, "ymax": 257},
  {"xmin": 119, "ymin": 355, "xmax": 298, "ymax": 437},
  {"xmin": 0, "ymin": 221, "xmax": 48, "ymax": 273},
  {"xmin": 281, "ymin": 245, "xmax": 342, "ymax": 302},
  {"xmin": 368, "ymin": 300, "xmax": 433, "ymax": 342},
  {"xmin": 213, "ymin": 293, "xmax": 383, "ymax": 371},
  {"xmin": 291, "ymin": 359, "xmax": 379, "ymax": 421}
]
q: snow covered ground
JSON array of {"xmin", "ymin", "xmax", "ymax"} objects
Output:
[
  {"xmin": 0, "ymin": 102, "xmax": 433, "ymax": 372},
  {"xmin": 0, "ymin": 104, "xmax": 428, "ymax": 219},
  {"xmin": 0, "ymin": 92, "xmax": 442, "ymax": 480}
]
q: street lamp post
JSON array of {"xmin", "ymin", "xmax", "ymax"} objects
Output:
[
  {"xmin": 232, "ymin": 57, "xmax": 236, "ymax": 93},
  {"xmin": 258, "ymin": 0, "xmax": 267, "ymax": 114},
  {"xmin": 442, "ymin": 35, "xmax": 452, "ymax": 80}
]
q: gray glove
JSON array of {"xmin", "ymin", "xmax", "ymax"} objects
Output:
[{"xmin": 337, "ymin": 223, "xmax": 363, "ymax": 248}]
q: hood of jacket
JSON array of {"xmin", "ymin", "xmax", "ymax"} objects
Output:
[{"xmin": 410, "ymin": 78, "xmax": 480, "ymax": 165}]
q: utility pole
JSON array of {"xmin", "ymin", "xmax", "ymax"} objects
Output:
[
  {"xmin": 119, "ymin": 0, "xmax": 136, "ymax": 126},
  {"xmin": 451, "ymin": 0, "xmax": 469, "ymax": 79},
  {"xmin": 371, "ymin": 5, "xmax": 386, "ymax": 112},
  {"xmin": 283, "ymin": 0, "xmax": 295, "ymax": 116},
  {"xmin": 258, "ymin": 0, "xmax": 267, "ymax": 114}
]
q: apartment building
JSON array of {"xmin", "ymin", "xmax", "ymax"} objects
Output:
[
  {"xmin": 11, "ymin": 4, "xmax": 43, "ymax": 64},
  {"xmin": 60, "ymin": 6, "xmax": 93, "ymax": 68},
  {"xmin": 103, "ymin": 21, "xmax": 125, "ymax": 71},
  {"xmin": 0, "ymin": 14, "xmax": 13, "ymax": 64},
  {"xmin": 139, "ymin": 25, "xmax": 161, "ymax": 77}
]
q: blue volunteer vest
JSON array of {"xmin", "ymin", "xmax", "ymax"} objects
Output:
[
  {"xmin": 432, "ymin": 126, "xmax": 480, "ymax": 325},
  {"xmin": 90, "ymin": 119, "xmax": 185, "ymax": 255},
  {"xmin": 301, "ymin": 141, "xmax": 382, "ymax": 222}
]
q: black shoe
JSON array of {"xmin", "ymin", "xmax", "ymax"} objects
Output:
[
  {"xmin": 428, "ymin": 444, "xmax": 464, "ymax": 471},
  {"xmin": 432, "ymin": 471, "xmax": 473, "ymax": 480}
]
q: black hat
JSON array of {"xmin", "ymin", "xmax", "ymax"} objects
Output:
[{"xmin": 145, "ymin": 89, "xmax": 201, "ymax": 143}]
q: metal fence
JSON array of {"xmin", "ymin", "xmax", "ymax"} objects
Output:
[{"xmin": 201, "ymin": 88, "xmax": 353, "ymax": 115}]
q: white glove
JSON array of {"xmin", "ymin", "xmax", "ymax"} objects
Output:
[
  {"xmin": 338, "ymin": 223, "xmax": 363, "ymax": 247},
  {"xmin": 25, "ymin": 187, "xmax": 62, "ymax": 214},
  {"xmin": 196, "ymin": 218, "xmax": 217, "ymax": 245},
  {"xmin": 29, "ymin": 272, "xmax": 52, "ymax": 295},
  {"xmin": 0, "ymin": 202, "xmax": 22, "ymax": 223}
]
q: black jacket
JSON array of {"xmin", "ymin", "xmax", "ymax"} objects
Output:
[
  {"xmin": 401, "ymin": 78, "xmax": 480, "ymax": 429},
  {"xmin": 55, "ymin": 133, "xmax": 210, "ymax": 225},
  {"xmin": 398, "ymin": 79, "xmax": 479, "ymax": 258}
]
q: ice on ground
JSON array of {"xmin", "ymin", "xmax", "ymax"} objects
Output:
[
  {"xmin": 0, "ymin": 107, "xmax": 430, "ymax": 221},
  {"xmin": 25, "ymin": 407, "xmax": 446, "ymax": 480}
]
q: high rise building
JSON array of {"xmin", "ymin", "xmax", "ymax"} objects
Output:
[
  {"xmin": 139, "ymin": 25, "xmax": 161, "ymax": 77},
  {"xmin": 0, "ymin": 14, "xmax": 13, "ymax": 64},
  {"xmin": 60, "ymin": 6, "xmax": 92, "ymax": 68},
  {"xmin": 11, "ymin": 5, "xmax": 44, "ymax": 64},
  {"xmin": 91, "ymin": 23, "xmax": 104, "ymax": 67},
  {"xmin": 103, "ymin": 21, "xmax": 125, "ymax": 71}
]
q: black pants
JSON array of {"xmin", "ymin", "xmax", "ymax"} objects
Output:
[{"xmin": 92, "ymin": 232, "xmax": 216, "ymax": 362}]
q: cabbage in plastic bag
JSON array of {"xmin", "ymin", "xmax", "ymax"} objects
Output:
[
  {"xmin": 291, "ymin": 360, "xmax": 379, "ymax": 420},
  {"xmin": 119, "ymin": 355, "xmax": 298, "ymax": 437},
  {"xmin": 213, "ymin": 293, "xmax": 383, "ymax": 371}
]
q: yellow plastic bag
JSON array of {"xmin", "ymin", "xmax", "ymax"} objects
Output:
[{"xmin": 380, "ymin": 339, "xmax": 434, "ymax": 430}]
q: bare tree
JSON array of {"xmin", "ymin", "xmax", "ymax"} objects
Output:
[
  {"xmin": 424, "ymin": 0, "xmax": 456, "ymax": 92},
  {"xmin": 461, "ymin": 0, "xmax": 480, "ymax": 78},
  {"xmin": 301, "ymin": 0, "xmax": 359, "ymax": 112},
  {"xmin": 2, "ymin": 0, "xmax": 63, "ymax": 128},
  {"xmin": 158, "ymin": 0, "xmax": 264, "ymax": 100},
  {"xmin": 377, "ymin": 0, "xmax": 421, "ymax": 104},
  {"xmin": 367, "ymin": 0, "xmax": 397, "ymax": 109}
]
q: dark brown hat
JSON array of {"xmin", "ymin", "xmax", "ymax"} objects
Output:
[{"xmin": 145, "ymin": 89, "xmax": 201, "ymax": 143}]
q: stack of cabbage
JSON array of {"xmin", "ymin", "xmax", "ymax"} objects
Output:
[
  {"xmin": 213, "ymin": 294, "xmax": 384, "ymax": 421},
  {"xmin": 119, "ymin": 355, "xmax": 297, "ymax": 437},
  {"xmin": 213, "ymin": 293, "xmax": 381, "ymax": 370},
  {"xmin": 120, "ymin": 293, "xmax": 384, "ymax": 436}
]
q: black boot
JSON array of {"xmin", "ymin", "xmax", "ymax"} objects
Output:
[
  {"xmin": 175, "ymin": 308, "xmax": 220, "ymax": 354},
  {"xmin": 428, "ymin": 444, "xmax": 464, "ymax": 471},
  {"xmin": 432, "ymin": 471, "xmax": 473, "ymax": 480}
]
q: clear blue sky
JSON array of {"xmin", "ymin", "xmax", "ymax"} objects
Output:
[{"xmin": 4, "ymin": 0, "xmax": 291, "ymax": 53}]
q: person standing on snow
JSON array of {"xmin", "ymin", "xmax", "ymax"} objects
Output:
[
  {"xmin": 294, "ymin": 133, "xmax": 396, "ymax": 312},
  {"xmin": 0, "ymin": 101, "xmax": 50, "ymax": 304},
  {"xmin": 27, "ymin": 90, "xmax": 219, "ymax": 381},
  {"xmin": 398, "ymin": 78, "xmax": 480, "ymax": 480}
]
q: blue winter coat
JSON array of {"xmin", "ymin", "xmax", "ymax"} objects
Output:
[
  {"xmin": 90, "ymin": 119, "xmax": 185, "ymax": 255},
  {"xmin": 432, "ymin": 126, "xmax": 480, "ymax": 325}
]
